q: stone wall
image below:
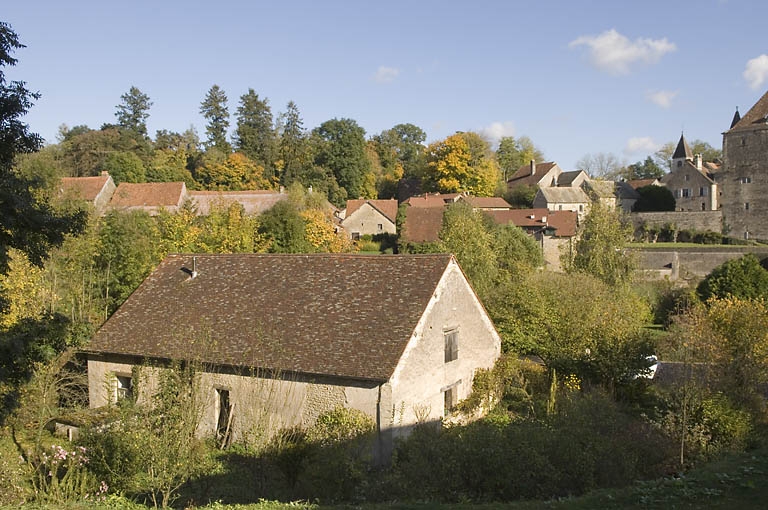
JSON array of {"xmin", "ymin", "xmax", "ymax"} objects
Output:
[
  {"xmin": 632, "ymin": 246, "xmax": 768, "ymax": 282},
  {"xmin": 341, "ymin": 204, "xmax": 396, "ymax": 238},
  {"xmin": 631, "ymin": 211, "xmax": 722, "ymax": 233},
  {"xmin": 720, "ymin": 126, "xmax": 768, "ymax": 241}
]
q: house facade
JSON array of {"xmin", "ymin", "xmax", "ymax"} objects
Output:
[
  {"xmin": 720, "ymin": 90, "xmax": 768, "ymax": 240},
  {"xmin": 661, "ymin": 134, "xmax": 718, "ymax": 212},
  {"xmin": 340, "ymin": 199, "xmax": 398, "ymax": 239},
  {"xmin": 86, "ymin": 254, "xmax": 500, "ymax": 455}
]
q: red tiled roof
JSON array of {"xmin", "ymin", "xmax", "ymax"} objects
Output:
[
  {"xmin": 626, "ymin": 179, "xmax": 659, "ymax": 189},
  {"xmin": 401, "ymin": 206, "xmax": 445, "ymax": 243},
  {"xmin": 459, "ymin": 196, "xmax": 512, "ymax": 209},
  {"xmin": 403, "ymin": 193, "xmax": 459, "ymax": 208},
  {"xmin": 60, "ymin": 174, "xmax": 111, "ymax": 201},
  {"xmin": 110, "ymin": 182, "xmax": 187, "ymax": 208},
  {"xmin": 86, "ymin": 253, "xmax": 455, "ymax": 381},
  {"xmin": 486, "ymin": 208, "xmax": 577, "ymax": 237},
  {"xmin": 345, "ymin": 199, "xmax": 398, "ymax": 223}
]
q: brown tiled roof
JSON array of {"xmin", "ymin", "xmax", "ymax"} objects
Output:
[
  {"xmin": 546, "ymin": 210, "xmax": 578, "ymax": 237},
  {"xmin": 86, "ymin": 253, "xmax": 454, "ymax": 382},
  {"xmin": 537, "ymin": 186, "xmax": 590, "ymax": 203},
  {"xmin": 556, "ymin": 170, "xmax": 586, "ymax": 187},
  {"xmin": 729, "ymin": 89, "xmax": 768, "ymax": 132},
  {"xmin": 403, "ymin": 193, "xmax": 460, "ymax": 208},
  {"xmin": 402, "ymin": 206, "xmax": 445, "ymax": 243},
  {"xmin": 345, "ymin": 199, "xmax": 398, "ymax": 223},
  {"xmin": 60, "ymin": 174, "xmax": 111, "ymax": 201},
  {"xmin": 485, "ymin": 208, "xmax": 577, "ymax": 237},
  {"xmin": 485, "ymin": 208, "xmax": 550, "ymax": 229},
  {"xmin": 110, "ymin": 182, "xmax": 187, "ymax": 208},
  {"xmin": 190, "ymin": 190, "xmax": 286, "ymax": 215},
  {"xmin": 459, "ymin": 196, "xmax": 512, "ymax": 209},
  {"xmin": 507, "ymin": 162, "xmax": 558, "ymax": 187}
]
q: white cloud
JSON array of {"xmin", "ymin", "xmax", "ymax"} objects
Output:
[
  {"xmin": 743, "ymin": 54, "xmax": 768, "ymax": 90},
  {"xmin": 624, "ymin": 136, "xmax": 660, "ymax": 155},
  {"xmin": 646, "ymin": 90, "xmax": 678, "ymax": 108},
  {"xmin": 373, "ymin": 66, "xmax": 400, "ymax": 83},
  {"xmin": 479, "ymin": 121, "xmax": 515, "ymax": 148},
  {"xmin": 569, "ymin": 29, "xmax": 676, "ymax": 75}
]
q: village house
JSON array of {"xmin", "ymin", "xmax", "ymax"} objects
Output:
[
  {"xmin": 108, "ymin": 181, "xmax": 189, "ymax": 215},
  {"xmin": 532, "ymin": 186, "xmax": 590, "ymax": 219},
  {"xmin": 485, "ymin": 208, "xmax": 578, "ymax": 270},
  {"xmin": 661, "ymin": 134, "xmax": 719, "ymax": 212},
  {"xmin": 339, "ymin": 199, "xmax": 398, "ymax": 239},
  {"xmin": 58, "ymin": 171, "xmax": 116, "ymax": 214},
  {"xmin": 85, "ymin": 253, "xmax": 501, "ymax": 457}
]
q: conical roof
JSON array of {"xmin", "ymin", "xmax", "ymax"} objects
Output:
[
  {"xmin": 672, "ymin": 133, "xmax": 693, "ymax": 160},
  {"xmin": 730, "ymin": 108, "xmax": 741, "ymax": 129}
]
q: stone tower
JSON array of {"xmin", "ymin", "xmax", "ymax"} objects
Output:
[{"xmin": 720, "ymin": 90, "xmax": 768, "ymax": 241}]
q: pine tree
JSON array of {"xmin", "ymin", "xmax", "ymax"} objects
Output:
[
  {"xmin": 115, "ymin": 86, "xmax": 152, "ymax": 136},
  {"xmin": 199, "ymin": 85, "xmax": 231, "ymax": 152},
  {"xmin": 234, "ymin": 89, "xmax": 276, "ymax": 180}
]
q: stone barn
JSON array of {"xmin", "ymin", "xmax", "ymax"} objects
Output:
[{"xmin": 85, "ymin": 253, "xmax": 501, "ymax": 455}]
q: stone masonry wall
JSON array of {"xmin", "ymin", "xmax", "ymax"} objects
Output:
[
  {"xmin": 633, "ymin": 247, "xmax": 768, "ymax": 282},
  {"xmin": 631, "ymin": 211, "xmax": 723, "ymax": 233},
  {"xmin": 720, "ymin": 126, "xmax": 768, "ymax": 241}
]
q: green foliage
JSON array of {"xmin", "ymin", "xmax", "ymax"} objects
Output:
[
  {"xmin": 627, "ymin": 156, "xmax": 664, "ymax": 180},
  {"xmin": 505, "ymin": 183, "xmax": 538, "ymax": 208},
  {"xmin": 0, "ymin": 23, "xmax": 87, "ymax": 276},
  {"xmin": 390, "ymin": 390, "xmax": 675, "ymax": 502},
  {"xmin": 103, "ymin": 151, "xmax": 146, "ymax": 184},
  {"xmin": 496, "ymin": 135, "xmax": 545, "ymax": 181},
  {"xmin": 277, "ymin": 101, "xmax": 310, "ymax": 187},
  {"xmin": 633, "ymin": 184, "xmax": 676, "ymax": 212},
  {"xmin": 312, "ymin": 118, "xmax": 371, "ymax": 204},
  {"xmin": 565, "ymin": 201, "xmax": 635, "ymax": 287},
  {"xmin": 200, "ymin": 85, "xmax": 232, "ymax": 152},
  {"xmin": 235, "ymin": 89, "xmax": 277, "ymax": 182},
  {"xmin": 371, "ymin": 123, "xmax": 426, "ymax": 182},
  {"xmin": 697, "ymin": 254, "xmax": 768, "ymax": 302},
  {"xmin": 257, "ymin": 200, "xmax": 312, "ymax": 253},
  {"xmin": 115, "ymin": 86, "xmax": 152, "ymax": 137}
]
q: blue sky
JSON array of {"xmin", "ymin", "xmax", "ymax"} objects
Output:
[{"xmin": 5, "ymin": 1, "xmax": 768, "ymax": 170}]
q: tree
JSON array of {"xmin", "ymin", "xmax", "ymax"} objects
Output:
[
  {"xmin": 423, "ymin": 133, "xmax": 498, "ymax": 196},
  {"xmin": 103, "ymin": 151, "xmax": 146, "ymax": 184},
  {"xmin": 373, "ymin": 123, "xmax": 426, "ymax": 178},
  {"xmin": 654, "ymin": 139, "xmax": 722, "ymax": 171},
  {"xmin": 564, "ymin": 201, "xmax": 634, "ymax": 287},
  {"xmin": 257, "ymin": 200, "xmax": 311, "ymax": 253},
  {"xmin": 633, "ymin": 184, "xmax": 675, "ymax": 212},
  {"xmin": 697, "ymin": 254, "xmax": 768, "ymax": 302},
  {"xmin": 235, "ymin": 89, "xmax": 277, "ymax": 181},
  {"xmin": 496, "ymin": 135, "xmax": 545, "ymax": 182},
  {"xmin": 115, "ymin": 86, "xmax": 152, "ymax": 137},
  {"xmin": 626, "ymin": 156, "xmax": 664, "ymax": 180},
  {"xmin": 505, "ymin": 271, "xmax": 652, "ymax": 391},
  {"xmin": 576, "ymin": 152, "xmax": 626, "ymax": 179},
  {"xmin": 0, "ymin": 22, "xmax": 86, "ymax": 276},
  {"xmin": 277, "ymin": 101, "xmax": 309, "ymax": 186},
  {"xmin": 195, "ymin": 151, "xmax": 271, "ymax": 191},
  {"xmin": 313, "ymin": 118, "xmax": 371, "ymax": 204},
  {"xmin": 199, "ymin": 84, "xmax": 231, "ymax": 152}
]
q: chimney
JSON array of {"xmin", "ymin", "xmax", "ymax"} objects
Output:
[
  {"xmin": 279, "ymin": 185, "xmax": 285, "ymax": 193},
  {"xmin": 541, "ymin": 215, "xmax": 547, "ymax": 223},
  {"xmin": 695, "ymin": 154, "xmax": 702, "ymax": 171},
  {"xmin": 101, "ymin": 170, "xmax": 109, "ymax": 176},
  {"xmin": 530, "ymin": 159, "xmax": 536, "ymax": 176},
  {"xmin": 190, "ymin": 256, "xmax": 198, "ymax": 279}
]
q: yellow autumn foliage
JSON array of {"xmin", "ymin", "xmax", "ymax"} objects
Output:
[
  {"xmin": 300, "ymin": 208, "xmax": 353, "ymax": 253},
  {"xmin": 0, "ymin": 249, "xmax": 46, "ymax": 329}
]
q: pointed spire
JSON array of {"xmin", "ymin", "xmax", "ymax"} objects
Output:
[
  {"xmin": 730, "ymin": 107, "xmax": 741, "ymax": 129},
  {"xmin": 672, "ymin": 132, "xmax": 693, "ymax": 160}
]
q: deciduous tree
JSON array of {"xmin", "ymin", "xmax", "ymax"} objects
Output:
[
  {"xmin": 496, "ymin": 136, "xmax": 545, "ymax": 182},
  {"xmin": 697, "ymin": 254, "xmax": 768, "ymax": 302}
]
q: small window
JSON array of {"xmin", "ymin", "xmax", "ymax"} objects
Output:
[
  {"xmin": 682, "ymin": 188, "xmax": 691, "ymax": 198},
  {"xmin": 701, "ymin": 203, "xmax": 706, "ymax": 211},
  {"xmin": 377, "ymin": 223, "xmax": 383, "ymax": 232},
  {"xmin": 745, "ymin": 202, "xmax": 750, "ymax": 211},
  {"xmin": 444, "ymin": 329, "xmax": 458, "ymax": 363},
  {"xmin": 444, "ymin": 386, "xmax": 457, "ymax": 416},
  {"xmin": 558, "ymin": 205, "xmax": 563, "ymax": 211},
  {"xmin": 579, "ymin": 204, "xmax": 584, "ymax": 212},
  {"xmin": 684, "ymin": 174, "xmax": 689, "ymax": 181},
  {"xmin": 351, "ymin": 232, "xmax": 360, "ymax": 241},
  {"xmin": 699, "ymin": 187, "xmax": 708, "ymax": 197},
  {"xmin": 677, "ymin": 160, "xmax": 682, "ymax": 167},
  {"xmin": 675, "ymin": 189, "xmax": 682, "ymax": 199},
  {"xmin": 115, "ymin": 375, "xmax": 132, "ymax": 402},
  {"xmin": 741, "ymin": 176, "xmax": 752, "ymax": 184}
]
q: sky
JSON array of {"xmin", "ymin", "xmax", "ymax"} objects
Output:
[{"xmin": 4, "ymin": 0, "xmax": 768, "ymax": 170}]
